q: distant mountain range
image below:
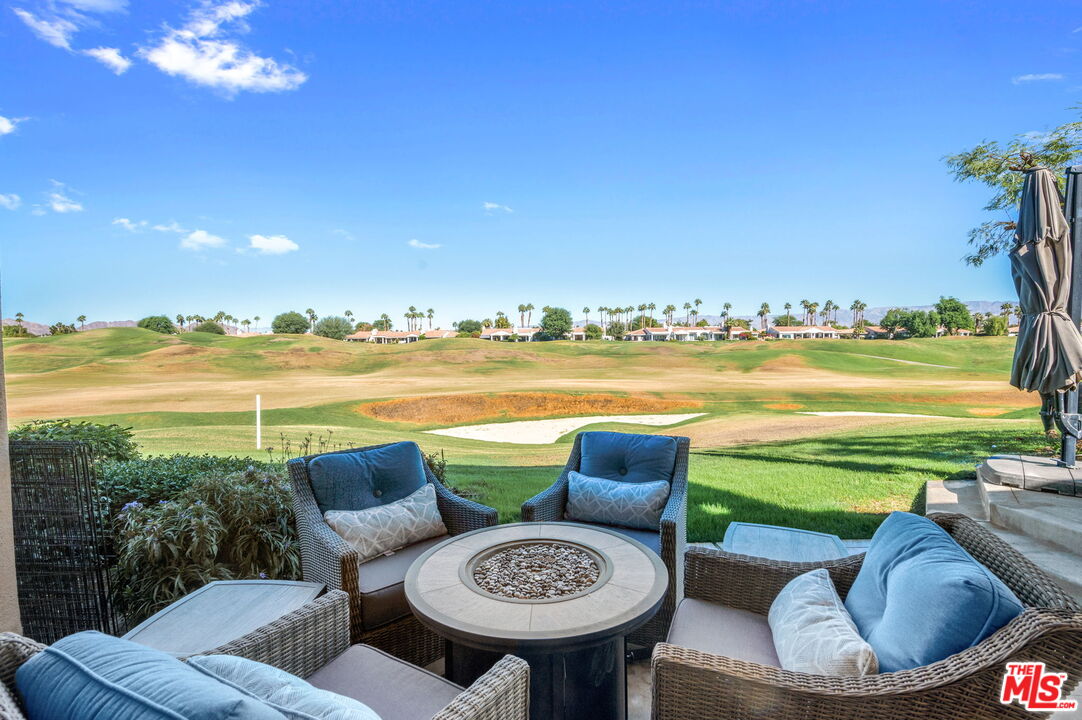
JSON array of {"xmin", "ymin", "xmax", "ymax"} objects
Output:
[
  {"xmin": 577, "ymin": 300, "xmax": 1015, "ymax": 327},
  {"xmin": 2, "ymin": 319, "xmax": 136, "ymax": 336}
]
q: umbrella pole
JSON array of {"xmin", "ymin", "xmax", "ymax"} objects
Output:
[{"xmin": 1060, "ymin": 166, "xmax": 1082, "ymax": 467}]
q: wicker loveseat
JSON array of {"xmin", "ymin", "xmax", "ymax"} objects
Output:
[
  {"xmin": 521, "ymin": 431, "xmax": 689, "ymax": 647},
  {"xmin": 288, "ymin": 442, "xmax": 498, "ymax": 666},
  {"xmin": 0, "ymin": 590, "xmax": 530, "ymax": 720},
  {"xmin": 652, "ymin": 512, "xmax": 1082, "ymax": 720}
]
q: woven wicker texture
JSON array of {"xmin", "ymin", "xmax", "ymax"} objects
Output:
[
  {"xmin": 653, "ymin": 512, "xmax": 1082, "ymax": 720},
  {"xmin": 521, "ymin": 432, "xmax": 689, "ymax": 647},
  {"xmin": 289, "ymin": 443, "xmax": 498, "ymax": 664},
  {"xmin": 9, "ymin": 442, "xmax": 117, "ymax": 644}
]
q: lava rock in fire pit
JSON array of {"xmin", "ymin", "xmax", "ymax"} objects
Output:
[{"xmin": 473, "ymin": 543, "xmax": 601, "ymax": 600}]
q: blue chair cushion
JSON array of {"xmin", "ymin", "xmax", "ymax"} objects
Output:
[
  {"xmin": 566, "ymin": 471, "xmax": 670, "ymax": 530},
  {"xmin": 15, "ymin": 631, "xmax": 284, "ymax": 720},
  {"xmin": 308, "ymin": 442, "xmax": 427, "ymax": 514},
  {"xmin": 844, "ymin": 512, "xmax": 1024, "ymax": 673},
  {"xmin": 578, "ymin": 432, "xmax": 677, "ymax": 485}
]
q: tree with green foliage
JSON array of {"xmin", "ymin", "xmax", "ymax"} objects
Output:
[
  {"xmin": 757, "ymin": 302, "xmax": 770, "ymax": 330},
  {"xmin": 946, "ymin": 111, "xmax": 1082, "ymax": 266},
  {"xmin": 879, "ymin": 308, "xmax": 907, "ymax": 338},
  {"xmin": 313, "ymin": 315, "xmax": 353, "ymax": 340},
  {"xmin": 14, "ymin": 312, "xmax": 24, "ymax": 328},
  {"xmin": 584, "ymin": 323, "xmax": 603, "ymax": 340},
  {"xmin": 2, "ymin": 325, "xmax": 28, "ymax": 338},
  {"xmin": 606, "ymin": 320, "xmax": 627, "ymax": 340},
  {"xmin": 727, "ymin": 317, "xmax": 750, "ymax": 330},
  {"xmin": 982, "ymin": 314, "xmax": 1009, "ymax": 336},
  {"xmin": 773, "ymin": 314, "xmax": 801, "ymax": 327},
  {"xmin": 77, "ymin": 314, "xmax": 87, "ymax": 330},
  {"xmin": 193, "ymin": 320, "xmax": 225, "ymax": 334},
  {"xmin": 901, "ymin": 310, "xmax": 940, "ymax": 338},
  {"xmin": 539, "ymin": 306, "xmax": 572, "ymax": 339},
  {"xmin": 272, "ymin": 311, "xmax": 310, "ymax": 334},
  {"xmin": 494, "ymin": 312, "xmax": 512, "ymax": 329},
  {"xmin": 630, "ymin": 314, "xmax": 660, "ymax": 329},
  {"xmin": 49, "ymin": 322, "xmax": 77, "ymax": 335},
  {"xmin": 138, "ymin": 315, "xmax": 179, "ymax": 334},
  {"xmin": 934, "ymin": 296, "xmax": 974, "ymax": 335},
  {"xmin": 456, "ymin": 319, "xmax": 483, "ymax": 334},
  {"xmin": 305, "ymin": 308, "xmax": 318, "ymax": 331},
  {"xmin": 354, "ymin": 320, "xmax": 374, "ymax": 332}
]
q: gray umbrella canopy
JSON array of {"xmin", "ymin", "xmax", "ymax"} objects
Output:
[{"xmin": 1010, "ymin": 167, "xmax": 1082, "ymax": 395}]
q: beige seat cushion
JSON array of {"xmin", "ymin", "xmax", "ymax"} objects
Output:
[
  {"xmin": 667, "ymin": 598, "xmax": 780, "ymax": 667},
  {"xmin": 308, "ymin": 644, "xmax": 462, "ymax": 720},
  {"xmin": 356, "ymin": 534, "xmax": 448, "ymax": 630}
]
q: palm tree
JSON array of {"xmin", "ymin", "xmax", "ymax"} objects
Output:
[
  {"xmin": 683, "ymin": 302, "xmax": 692, "ymax": 325},
  {"xmin": 344, "ymin": 310, "xmax": 354, "ymax": 324},
  {"xmin": 850, "ymin": 299, "xmax": 866, "ymax": 328},
  {"xmin": 517, "ymin": 304, "xmax": 527, "ymax": 328},
  {"xmin": 526, "ymin": 303, "xmax": 535, "ymax": 326},
  {"xmin": 757, "ymin": 303, "xmax": 770, "ymax": 331},
  {"xmin": 427, "ymin": 308, "xmax": 434, "ymax": 329},
  {"xmin": 799, "ymin": 300, "xmax": 810, "ymax": 325},
  {"xmin": 14, "ymin": 312, "xmax": 24, "ymax": 328},
  {"xmin": 974, "ymin": 312, "xmax": 985, "ymax": 332},
  {"xmin": 808, "ymin": 302, "xmax": 820, "ymax": 326},
  {"xmin": 253, "ymin": 316, "xmax": 261, "ymax": 332},
  {"xmin": 637, "ymin": 304, "xmax": 647, "ymax": 329},
  {"xmin": 823, "ymin": 300, "xmax": 836, "ymax": 325},
  {"xmin": 242, "ymin": 318, "xmax": 251, "ymax": 333},
  {"xmin": 583, "ymin": 307, "xmax": 591, "ymax": 326},
  {"xmin": 693, "ymin": 298, "xmax": 702, "ymax": 325},
  {"xmin": 783, "ymin": 302, "xmax": 792, "ymax": 325},
  {"xmin": 1001, "ymin": 302, "xmax": 1014, "ymax": 325},
  {"xmin": 722, "ymin": 302, "xmax": 731, "ymax": 327},
  {"xmin": 77, "ymin": 314, "xmax": 87, "ymax": 331},
  {"xmin": 647, "ymin": 302, "xmax": 656, "ymax": 325},
  {"xmin": 663, "ymin": 304, "xmax": 676, "ymax": 326},
  {"xmin": 305, "ymin": 308, "xmax": 317, "ymax": 332},
  {"xmin": 174, "ymin": 314, "xmax": 183, "ymax": 331}
]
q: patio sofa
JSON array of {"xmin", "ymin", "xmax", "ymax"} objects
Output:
[
  {"xmin": 288, "ymin": 441, "xmax": 498, "ymax": 667},
  {"xmin": 652, "ymin": 512, "xmax": 1082, "ymax": 719},
  {"xmin": 522, "ymin": 431, "xmax": 689, "ymax": 647},
  {"xmin": 0, "ymin": 590, "xmax": 529, "ymax": 720}
]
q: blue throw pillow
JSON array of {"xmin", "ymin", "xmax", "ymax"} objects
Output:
[
  {"xmin": 844, "ymin": 512, "xmax": 1024, "ymax": 672},
  {"xmin": 188, "ymin": 655, "xmax": 380, "ymax": 720},
  {"xmin": 579, "ymin": 432, "xmax": 677, "ymax": 485},
  {"xmin": 566, "ymin": 470, "xmax": 670, "ymax": 530},
  {"xmin": 15, "ymin": 631, "xmax": 284, "ymax": 720},
  {"xmin": 308, "ymin": 442, "xmax": 427, "ymax": 513}
]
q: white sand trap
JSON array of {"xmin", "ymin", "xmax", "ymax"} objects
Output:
[
  {"xmin": 797, "ymin": 411, "xmax": 954, "ymax": 419},
  {"xmin": 425, "ymin": 413, "xmax": 707, "ymax": 444},
  {"xmin": 850, "ymin": 354, "xmax": 957, "ymax": 369}
]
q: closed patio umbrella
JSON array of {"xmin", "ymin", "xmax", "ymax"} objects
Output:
[{"xmin": 1010, "ymin": 166, "xmax": 1082, "ymax": 398}]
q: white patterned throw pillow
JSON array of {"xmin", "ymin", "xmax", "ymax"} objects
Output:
[
  {"xmin": 325, "ymin": 483, "xmax": 447, "ymax": 563},
  {"xmin": 768, "ymin": 568, "xmax": 878, "ymax": 676},
  {"xmin": 566, "ymin": 470, "xmax": 670, "ymax": 530}
]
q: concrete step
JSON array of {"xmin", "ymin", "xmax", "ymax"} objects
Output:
[
  {"xmin": 979, "ymin": 480, "xmax": 1082, "ymax": 554},
  {"xmin": 979, "ymin": 522, "xmax": 1082, "ymax": 605},
  {"xmin": 926, "ymin": 479, "xmax": 988, "ymax": 520}
]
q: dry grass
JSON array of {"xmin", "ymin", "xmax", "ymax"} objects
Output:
[
  {"xmin": 355, "ymin": 392, "xmax": 702, "ymax": 425},
  {"xmin": 753, "ymin": 354, "xmax": 808, "ymax": 372},
  {"xmin": 764, "ymin": 402, "xmax": 805, "ymax": 410}
]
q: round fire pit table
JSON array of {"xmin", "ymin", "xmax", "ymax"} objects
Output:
[{"xmin": 405, "ymin": 522, "xmax": 667, "ymax": 720}]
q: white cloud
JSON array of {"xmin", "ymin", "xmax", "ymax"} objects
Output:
[
  {"xmin": 180, "ymin": 229, "xmax": 226, "ymax": 250},
  {"xmin": 483, "ymin": 201, "xmax": 513, "ymax": 214},
  {"xmin": 112, "ymin": 217, "xmax": 146, "ymax": 231},
  {"xmin": 47, "ymin": 181, "xmax": 83, "ymax": 212},
  {"xmin": 0, "ymin": 194, "xmax": 21, "ymax": 210},
  {"xmin": 62, "ymin": 0, "xmax": 127, "ymax": 11},
  {"xmin": 83, "ymin": 46, "xmax": 132, "ymax": 74},
  {"xmin": 152, "ymin": 220, "xmax": 187, "ymax": 233},
  {"xmin": 408, "ymin": 238, "xmax": 441, "ymax": 249},
  {"xmin": 248, "ymin": 233, "xmax": 299, "ymax": 254},
  {"xmin": 12, "ymin": 8, "xmax": 78, "ymax": 49},
  {"xmin": 1013, "ymin": 73, "xmax": 1065, "ymax": 84},
  {"xmin": 332, "ymin": 228, "xmax": 355, "ymax": 241},
  {"xmin": 140, "ymin": 1, "xmax": 307, "ymax": 96},
  {"xmin": 0, "ymin": 115, "xmax": 23, "ymax": 136},
  {"xmin": 31, "ymin": 207, "xmax": 46, "ymax": 216}
]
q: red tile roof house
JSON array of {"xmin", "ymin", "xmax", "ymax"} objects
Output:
[
  {"xmin": 766, "ymin": 325, "xmax": 842, "ymax": 340},
  {"xmin": 568, "ymin": 326, "xmax": 591, "ymax": 341},
  {"xmin": 726, "ymin": 326, "xmax": 760, "ymax": 340},
  {"xmin": 424, "ymin": 328, "xmax": 459, "ymax": 339},
  {"xmin": 344, "ymin": 329, "xmax": 420, "ymax": 344},
  {"xmin": 479, "ymin": 327, "xmax": 541, "ymax": 341}
]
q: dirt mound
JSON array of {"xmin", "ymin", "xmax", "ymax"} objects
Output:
[{"xmin": 356, "ymin": 392, "xmax": 702, "ymax": 425}]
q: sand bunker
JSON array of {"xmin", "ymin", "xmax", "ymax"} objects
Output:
[
  {"xmin": 425, "ymin": 413, "xmax": 707, "ymax": 444},
  {"xmin": 359, "ymin": 392, "xmax": 700, "ymax": 425},
  {"xmin": 797, "ymin": 411, "xmax": 955, "ymax": 419}
]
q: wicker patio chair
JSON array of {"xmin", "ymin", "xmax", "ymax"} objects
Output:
[
  {"xmin": 0, "ymin": 590, "xmax": 530, "ymax": 720},
  {"xmin": 521, "ymin": 431, "xmax": 689, "ymax": 647},
  {"xmin": 652, "ymin": 512, "xmax": 1082, "ymax": 720},
  {"xmin": 288, "ymin": 442, "xmax": 498, "ymax": 666}
]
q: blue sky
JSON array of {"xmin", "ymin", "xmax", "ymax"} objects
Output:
[{"xmin": 1, "ymin": 0, "xmax": 1079, "ymax": 328}]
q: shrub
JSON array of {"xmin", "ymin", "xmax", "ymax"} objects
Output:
[
  {"xmin": 192, "ymin": 320, "xmax": 225, "ymax": 334},
  {"xmin": 113, "ymin": 466, "xmax": 299, "ymax": 623},
  {"xmin": 99, "ymin": 454, "xmax": 275, "ymax": 515},
  {"xmin": 313, "ymin": 315, "xmax": 353, "ymax": 340},
  {"xmin": 584, "ymin": 323, "xmax": 603, "ymax": 340},
  {"xmin": 2, "ymin": 325, "xmax": 29, "ymax": 337},
  {"xmin": 49, "ymin": 322, "xmax": 77, "ymax": 335},
  {"xmin": 137, "ymin": 315, "xmax": 179, "ymax": 334},
  {"xmin": 540, "ymin": 307, "xmax": 573, "ymax": 339},
  {"xmin": 272, "ymin": 311, "xmax": 310, "ymax": 334},
  {"xmin": 10, "ymin": 419, "xmax": 139, "ymax": 463},
  {"xmin": 607, "ymin": 320, "xmax": 627, "ymax": 340},
  {"xmin": 456, "ymin": 319, "xmax": 482, "ymax": 334},
  {"xmin": 354, "ymin": 321, "xmax": 374, "ymax": 332}
]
